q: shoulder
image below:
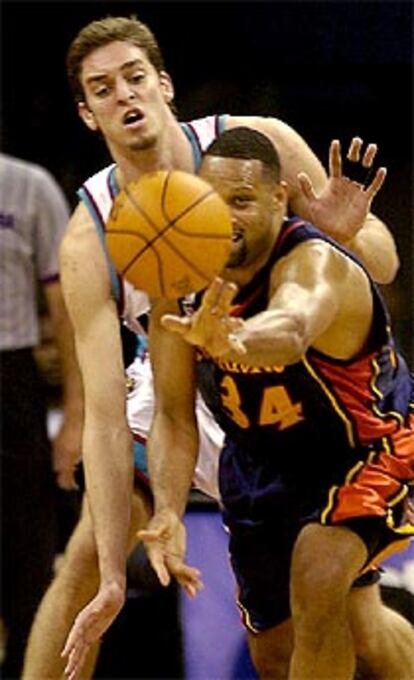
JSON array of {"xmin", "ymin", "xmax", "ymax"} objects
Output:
[
  {"xmin": 61, "ymin": 202, "xmax": 105, "ymax": 271},
  {"xmin": 60, "ymin": 204, "xmax": 113, "ymax": 320}
]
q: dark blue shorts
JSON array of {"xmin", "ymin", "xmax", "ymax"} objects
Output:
[{"xmin": 219, "ymin": 437, "xmax": 409, "ymax": 632}]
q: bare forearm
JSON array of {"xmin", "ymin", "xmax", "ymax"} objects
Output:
[
  {"xmin": 147, "ymin": 413, "xmax": 198, "ymax": 517},
  {"xmin": 83, "ymin": 422, "xmax": 134, "ymax": 585},
  {"xmin": 224, "ymin": 309, "xmax": 309, "ymax": 368}
]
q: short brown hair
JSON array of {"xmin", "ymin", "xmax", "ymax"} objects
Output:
[{"xmin": 66, "ymin": 15, "xmax": 166, "ymax": 102}]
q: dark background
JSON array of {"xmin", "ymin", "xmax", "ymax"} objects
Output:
[{"xmin": 1, "ymin": 0, "xmax": 413, "ymax": 360}]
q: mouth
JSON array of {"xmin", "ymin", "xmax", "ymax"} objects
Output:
[
  {"xmin": 232, "ymin": 229, "xmax": 243, "ymax": 243},
  {"xmin": 122, "ymin": 108, "xmax": 145, "ymax": 128}
]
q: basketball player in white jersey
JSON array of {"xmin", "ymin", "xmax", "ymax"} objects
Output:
[{"xmin": 23, "ymin": 15, "xmax": 399, "ymax": 680}]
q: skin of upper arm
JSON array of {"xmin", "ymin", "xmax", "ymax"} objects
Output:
[
  {"xmin": 267, "ymin": 240, "xmax": 373, "ymax": 358},
  {"xmin": 59, "ymin": 204, "xmax": 127, "ymax": 426},
  {"xmin": 268, "ymin": 240, "xmax": 347, "ymax": 345}
]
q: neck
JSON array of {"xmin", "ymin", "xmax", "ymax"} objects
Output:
[{"xmin": 112, "ymin": 116, "xmax": 195, "ymax": 188}]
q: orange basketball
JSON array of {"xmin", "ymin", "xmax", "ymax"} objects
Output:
[{"xmin": 105, "ymin": 170, "xmax": 233, "ymax": 299}]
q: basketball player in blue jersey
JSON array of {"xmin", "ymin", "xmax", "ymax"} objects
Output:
[
  {"xmin": 23, "ymin": 15, "xmax": 403, "ymax": 680},
  {"xmin": 140, "ymin": 127, "xmax": 414, "ymax": 679}
]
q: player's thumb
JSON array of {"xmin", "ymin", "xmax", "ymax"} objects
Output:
[
  {"xmin": 297, "ymin": 172, "xmax": 316, "ymax": 202},
  {"xmin": 161, "ymin": 314, "xmax": 191, "ymax": 335}
]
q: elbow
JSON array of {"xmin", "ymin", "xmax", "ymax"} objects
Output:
[{"xmin": 372, "ymin": 251, "xmax": 400, "ymax": 285}]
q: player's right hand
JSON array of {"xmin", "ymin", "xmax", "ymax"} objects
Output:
[
  {"xmin": 137, "ymin": 508, "xmax": 204, "ymax": 598},
  {"xmin": 162, "ymin": 277, "xmax": 246, "ymax": 357},
  {"xmin": 61, "ymin": 581, "xmax": 125, "ymax": 680}
]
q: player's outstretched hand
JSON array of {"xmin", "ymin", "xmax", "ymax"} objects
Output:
[
  {"xmin": 61, "ymin": 582, "xmax": 125, "ymax": 680},
  {"xmin": 297, "ymin": 137, "xmax": 387, "ymax": 243},
  {"xmin": 137, "ymin": 508, "xmax": 204, "ymax": 598},
  {"xmin": 162, "ymin": 277, "xmax": 246, "ymax": 357}
]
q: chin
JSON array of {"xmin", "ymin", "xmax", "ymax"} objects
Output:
[{"xmin": 226, "ymin": 242, "xmax": 248, "ymax": 268}]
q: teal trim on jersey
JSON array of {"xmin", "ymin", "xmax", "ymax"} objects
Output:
[
  {"xmin": 77, "ymin": 183, "xmax": 121, "ymax": 302},
  {"xmin": 108, "ymin": 164, "xmax": 120, "ymax": 196},
  {"xmin": 135, "ymin": 334, "xmax": 148, "ymax": 358},
  {"xmin": 133, "ymin": 438, "xmax": 148, "ymax": 474},
  {"xmin": 180, "ymin": 114, "xmax": 228, "ymax": 169}
]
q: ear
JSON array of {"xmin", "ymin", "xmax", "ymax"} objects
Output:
[
  {"xmin": 273, "ymin": 181, "xmax": 288, "ymax": 210},
  {"xmin": 78, "ymin": 101, "xmax": 99, "ymax": 131},
  {"xmin": 159, "ymin": 71, "xmax": 175, "ymax": 104}
]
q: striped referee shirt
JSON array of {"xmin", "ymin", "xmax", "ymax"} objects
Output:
[{"xmin": 0, "ymin": 154, "xmax": 70, "ymax": 350}]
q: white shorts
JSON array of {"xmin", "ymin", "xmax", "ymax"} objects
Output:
[{"xmin": 126, "ymin": 350, "xmax": 223, "ymax": 501}]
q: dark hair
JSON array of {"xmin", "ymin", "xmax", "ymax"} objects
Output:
[
  {"xmin": 66, "ymin": 15, "xmax": 166, "ymax": 103},
  {"xmin": 205, "ymin": 126, "xmax": 281, "ymax": 184}
]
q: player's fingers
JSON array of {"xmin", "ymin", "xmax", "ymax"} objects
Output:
[
  {"xmin": 56, "ymin": 468, "xmax": 79, "ymax": 491},
  {"xmin": 145, "ymin": 546, "xmax": 171, "ymax": 586},
  {"xmin": 211, "ymin": 280, "xmax": 238, "ymax": 315},
  {"xmin": 329, "ymin": 139, "xmax": 342, "ymax": 178},
  {"xmin": 62, "ymin": 626, "xmax": 80, "ymax": 659},
  {"xmin": 161, "ymin": 314, "xmax": 191, "ymax": 335},
  {"xmin": 166, "ymin": 560, "xmax": 204, "ymax": 592},
  {"xmin": 66, "ymin": 645, "xmax": 89, "ymax": 680},
  {"xmin": 202, "ymin": 277, "xmax": 227, "ymax": 309},
  {"xmin": 297, "ymin": 172, "xmax": 317, "ymax": 201},
  {"xmin": 63, "ymin": 638, "xmax": 86, "ymax": 677},
  {"xmin": 361, "ymin": 143, "xmax": 377, "ymax": 167},
  {"xmin": 365, "ymin": 167, "xmax": 387, "ymax": 198},
  {"xmin": 347, "ymin": 137, "xmax": 363, "ymax": 161}
]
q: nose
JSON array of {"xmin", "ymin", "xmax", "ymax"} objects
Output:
[{"xmin": 115, "ymin": 78, "xmax": 136, "ymax": 102}]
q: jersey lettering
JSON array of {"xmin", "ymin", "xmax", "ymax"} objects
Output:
[{"xmin": 220, "ymin": 376, "xmax": 303, "ymax": 431}]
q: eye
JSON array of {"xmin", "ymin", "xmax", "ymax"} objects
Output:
[
  {"xmin": 232, "ymin": 195, "xmax": 251, "ymax": 208},
  {"xmin": 94, "ymin": 84, "xmax": 110, "ymax": 98},
  {"xmin": 129, "ymin": 72, "xmax": 145, "ymax": 84}
]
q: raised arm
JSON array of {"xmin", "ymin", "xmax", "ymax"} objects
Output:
[{"xmin": 228, "ymin": 116, "xmax": 399, "ymax": 283}]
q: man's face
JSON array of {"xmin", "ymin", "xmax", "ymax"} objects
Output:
[
  {"xmin": 199, "ymin": 156, "xmax": 286, "ymax": 269},
  {"xmin": 78, "ymin": 41, "xmax": 174, "ymax": 155}
]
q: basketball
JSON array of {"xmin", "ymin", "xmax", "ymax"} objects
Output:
[{"xmin": 105, "ymin": 170, "xmax": 233, "ymax": 299}]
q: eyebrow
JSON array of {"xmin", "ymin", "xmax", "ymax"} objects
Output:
[{"xmin": 85, "ymin": 59, "xmax": 146, "ymax": 85}]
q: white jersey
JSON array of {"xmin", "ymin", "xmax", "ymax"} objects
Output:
[{"xmin": 78, "ymin": 115, "xmax": 228, "ymax": 501}]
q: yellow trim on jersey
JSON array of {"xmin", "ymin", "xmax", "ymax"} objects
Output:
[
  {"xmin": 382, "ymin": 436, "xmax": 392, "ymax": 455},
  {"xmin": 372, "ymin": 403, "xmax": 404, "ymax": 426},
  {"xmin": 387, "ymin": 483, "xmax": 409, "ymax": 510},
  {"xmin": 236, "ymin": 599, "xmax": 260, "ymax": 634},
  {"xmin": 370, "ymin": 357, "xmax": 404, "ymax": 426},
  {"xmin": 362, "ymin": 536, "xmax": 412, "ymax": 574},
  {"xmin": 302, "ymin": 356, "xmax": 355, "ymax": 447},
  {"xmin": 321, "ymin": 485, "xmax": 339, "ymax": 524},
  {"xmin": 345, "ymin": 460, "xmax": 365, "ymax": 484}
]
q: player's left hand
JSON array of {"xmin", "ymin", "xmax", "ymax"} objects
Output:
[
  {"xmin": 52, "ymin": 415, "xmax": 82, "ymax": 490},
  {"xmin": 297, "ymin": 137, "xmax": 387, "ymax": 243},
  {"xmin": 137, "ymin": 508, "xmax": 204, "ymax": 597},
  {"xmin": 162, "ymin": 277, "xmax": 246, "ymax": 357},
  {"xmin": 61, "ymin": 581, "xmax": 125, "ymax": 680}
]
